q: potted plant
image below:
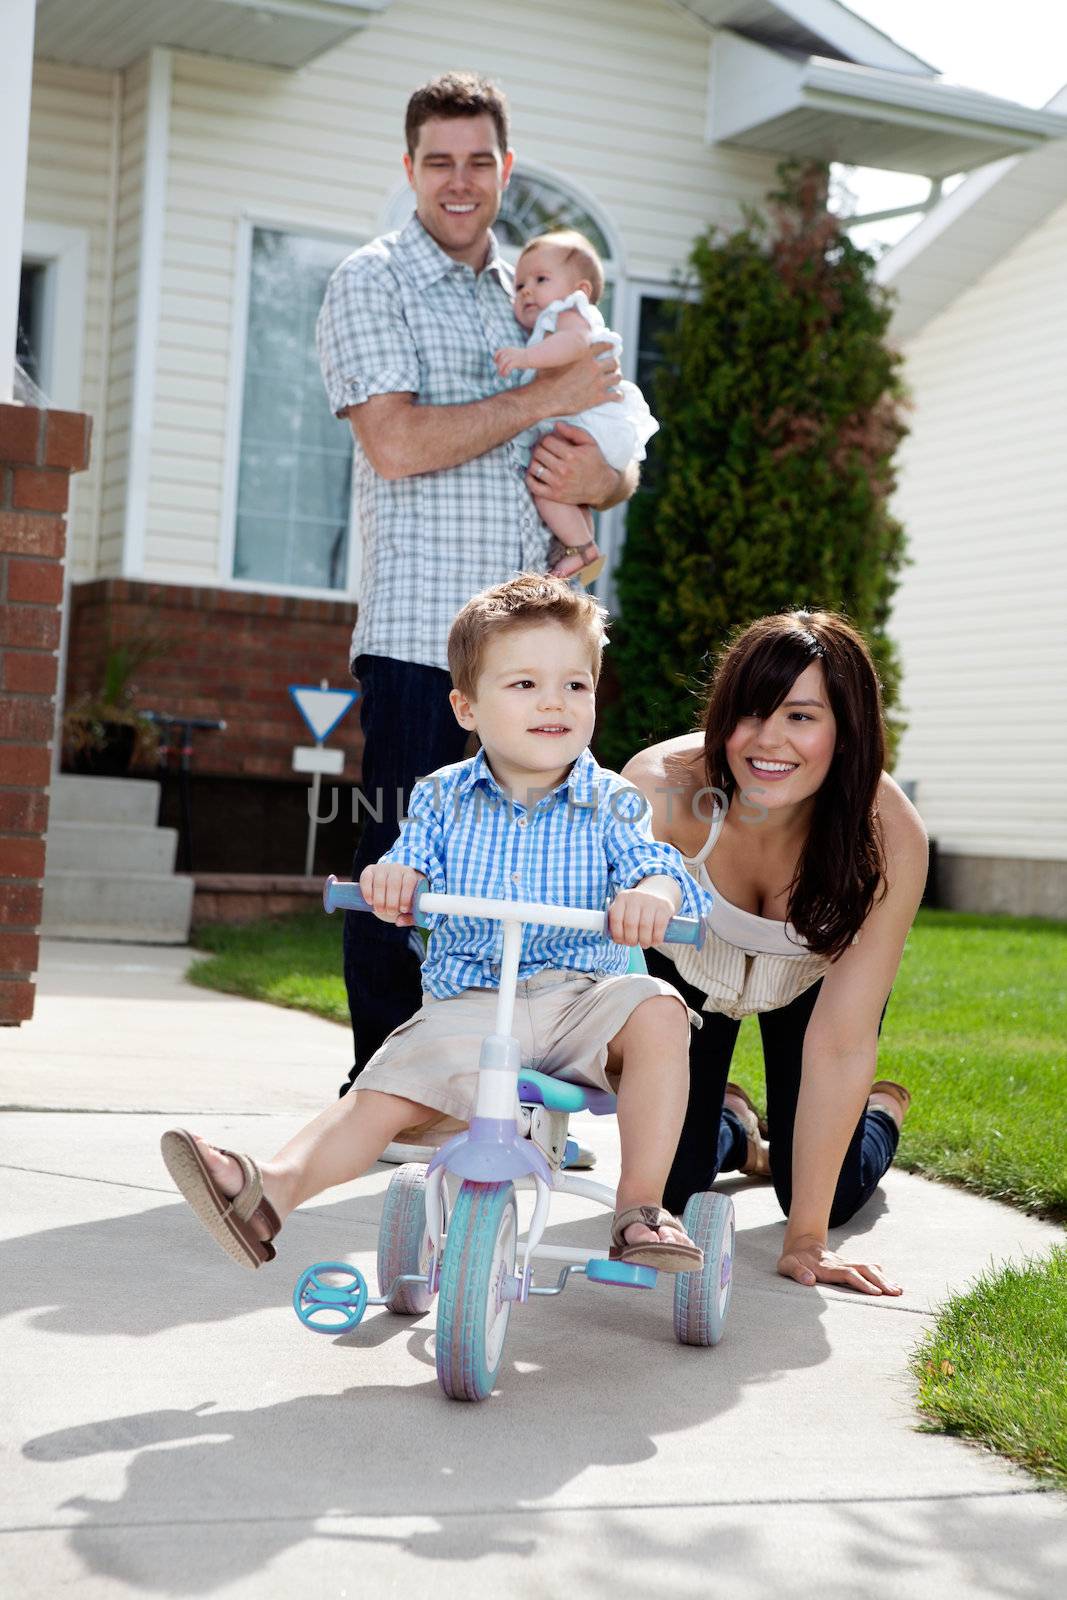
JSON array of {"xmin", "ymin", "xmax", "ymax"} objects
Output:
[{"xmin": 63, "ymin": 630, "xmax": 164, "ymax": 777}]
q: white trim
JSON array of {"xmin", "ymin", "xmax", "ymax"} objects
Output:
[
  {"xmin": 1, "ymin": 0, "xmax": 35, "ymax": 404},
  {"xmin": 20, "ymin": 222, "xmax": 88, "ymax": 412},
  {"xmin": 88, "ymin": 68, "xmax": 123, "ymax": 584},
  {"xmin": 122, "ymin": 46, "xmax": 171, "ymax": 579},
  {"xmin": 218, "ymin": 211, "xmax": 363, "ymax": 601}
]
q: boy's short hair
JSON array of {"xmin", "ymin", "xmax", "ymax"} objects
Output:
[
  {"xmin": 448, "ymin": 575, "xmax": 608, "ymax": 697},
  {"xmin": 405, "ymin": 72, "xmax": 509, "ymax": 159},
  {"xmin": 517, "ymin": 230, "xmax": 606, "ymax": 305}
]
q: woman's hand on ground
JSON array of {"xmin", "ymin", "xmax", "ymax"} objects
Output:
[{"xmin": 777, "ymin": 1234, "xmax": 902, "ymax": 1297}]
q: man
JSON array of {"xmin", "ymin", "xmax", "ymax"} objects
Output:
[{"xmin": 318, "ymin": 71, "xmax": 638, "ymax": 1095}]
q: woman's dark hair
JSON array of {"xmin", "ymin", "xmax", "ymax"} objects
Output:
[{"xmin": 702, "ymin": 610, "xmax": 887, "ymax": 960}]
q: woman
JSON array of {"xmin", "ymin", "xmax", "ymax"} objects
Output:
[{"xmin": 623, "ymin": 610, "xmax": 927, "ymax": 1296}]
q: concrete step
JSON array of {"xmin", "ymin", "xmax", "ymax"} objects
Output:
[
  {"xmin": 47, "ymin": 820, "xmax": 178, "ymax": 875},
  {"xmin": 41, "ymin": 870, "xmax": 193, "ymax": 945},
  {"xmin": 49, "ymin": 774, "xmax": 160, "ymax": 828}
]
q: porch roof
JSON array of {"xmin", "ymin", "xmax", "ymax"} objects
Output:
[
  {"xmin": 32, "ymin": 0, "xmax": 389, "ymax": 73},
  {"xmin": 708, "ymin": 31, "xmax": 1067, "ymax": 178}
]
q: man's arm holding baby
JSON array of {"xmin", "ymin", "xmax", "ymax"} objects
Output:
[
  {"xmin": 496, "ymin": 312, "xmax": 638, "ymax": 510},
  {"xmin": 347, "ymin": 344, "xmax": 620, "ymax": 481}
]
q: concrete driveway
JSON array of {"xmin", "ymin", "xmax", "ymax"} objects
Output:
[{"xmin": 2, "ymin": 940, "xmax": 1064, "ymax": 1598}]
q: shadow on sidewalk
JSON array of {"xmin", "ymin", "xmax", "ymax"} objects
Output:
[{"xmin": 12, "ymin": 1186, "xmax": 847, "ymax": 1592}]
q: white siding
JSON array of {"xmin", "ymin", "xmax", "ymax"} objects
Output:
[
  {"xmin": 24, "ymin": 61, "xmax": 117, "ymax": 577},
  {"xmin": 97, "ymin": 56, "xmax": 149, "ymax": 577},
  {"xmin": 143, "ymin": 0, "xmax": 778, "ymax": 585},
  {"xmin": 890, "ymin": 196, "xmax": 1067, "ymax": 861}
]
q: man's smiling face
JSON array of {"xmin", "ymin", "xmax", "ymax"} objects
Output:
[{"xmin": 404, "ymin": 114, "xmax": 513, "ymax": 270}]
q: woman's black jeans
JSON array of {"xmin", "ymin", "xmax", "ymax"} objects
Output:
[{"xmin": 646, "ymin": 948, "xmax": 899, "ymax": 1226}]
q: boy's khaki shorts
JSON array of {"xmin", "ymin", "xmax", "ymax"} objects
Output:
[{"xmin": 353, "ymin": 968, "xmax": 697, "ymax": 1136}]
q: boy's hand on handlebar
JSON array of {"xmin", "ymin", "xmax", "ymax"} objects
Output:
[
  {"xmin": 358, "ymin": 864, "xmax": 425, "ymax": 927},
  {"xmin": 608, "ymin": 877, "xmax": 680, "ymax": 947}
]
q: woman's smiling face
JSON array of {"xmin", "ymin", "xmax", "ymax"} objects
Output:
[{"xmin": 724, "ymin": 661, "xmax": 837, "ymax": 811}]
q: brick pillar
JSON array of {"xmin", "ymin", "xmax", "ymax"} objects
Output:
[{"xmin": 0, "ymin": 404, "xmax": 92, "ymax": 1025}]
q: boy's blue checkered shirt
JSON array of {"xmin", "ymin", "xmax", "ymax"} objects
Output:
[{"xmin": 380, "ymin": 747, "xmax": 710, "ymax": 999}]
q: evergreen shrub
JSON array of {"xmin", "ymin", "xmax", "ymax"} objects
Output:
[{"xmin": 599, "ymin": 165, "xmax": 909, "ymax": 770}]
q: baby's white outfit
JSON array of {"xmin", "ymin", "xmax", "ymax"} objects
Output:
[{"xmin": 513, "ymin": 291, "xmax": 658, "ymax": 472}]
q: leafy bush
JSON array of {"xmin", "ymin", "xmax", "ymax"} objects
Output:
[{"xmin": 600, "ymin": 165, "xmax": 909, "ymax": 768}]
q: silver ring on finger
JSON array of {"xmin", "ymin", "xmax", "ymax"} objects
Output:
[{"xmin": 535, "ymin": 462, "xmax": 545, "ymax": 480}]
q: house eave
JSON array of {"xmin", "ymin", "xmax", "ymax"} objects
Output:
[
  {"xmin": 708, "ymin": 32, "xmax": 1067, "ymax": 178},
  {"xmin": 678, "ymin": 0, "xmax": 936, "ymax": 76},
  {"xmin": 31, "ymin": 0, "xmax": 391, "ymax": 73},
  {"xmin": 876, "ymin": 85, "xmax": 1067, "ymax": 341}
]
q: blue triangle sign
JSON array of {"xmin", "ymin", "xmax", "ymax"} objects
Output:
[{"xmin": 289, "ymin": 684, "xmax": 359, "ymax": 742}]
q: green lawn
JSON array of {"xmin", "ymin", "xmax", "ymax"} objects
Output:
[
  {"xmin": 727, "ymin": 910, "xmax": 1067, "ymax": 1221},
  {"xmin": 913, "ymin": 1246, "xmax": 1067, "ymax": 1491}
]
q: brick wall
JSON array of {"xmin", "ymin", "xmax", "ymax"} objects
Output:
[
  {"xmin": 64, "ymin": 579, "xmax": 363, "ymax": 781},
  {"xmin": 0, "ymin": 404, "xmax": 92, "ymax": 1025}
]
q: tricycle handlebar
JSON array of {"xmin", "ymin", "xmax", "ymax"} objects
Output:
[{"xmin": 322, "ymin": 875, "xmax": 705, "ymax": 949}]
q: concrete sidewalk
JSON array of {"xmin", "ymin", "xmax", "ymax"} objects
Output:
[{"xmin": 2, "ymin": 940, "xmax": 1064, "ymax": 1599}]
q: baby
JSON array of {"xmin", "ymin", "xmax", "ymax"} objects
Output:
[{"xmin": 495, "ymin": 230, "xmax": 658, "ymax": 583}]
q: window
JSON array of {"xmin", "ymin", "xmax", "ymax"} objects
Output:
[
  {"xmin": 233, "ymin": 228, "xmax": 354, "ymax": 592},
  {"xmin": 17, "ymin": 263, "xmax": 47, "ymax": 391},
  {"xmin": 631, "ymin": 291, "xmax": 680, "ymax": 485}
]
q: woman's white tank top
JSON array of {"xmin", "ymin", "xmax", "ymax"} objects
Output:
[{"xmin": 657, "ymin": 806, "xmax": 829, "ymax": 1021}]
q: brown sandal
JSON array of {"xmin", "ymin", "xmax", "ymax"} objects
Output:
[
  {"xmin": 161, "ymin": 1129, "xmax": 281, "ymax": 1270},
  {"xmin": 609, "ymin": 1205, "xmax": 704, "ymax": 1274},
  {"xmin": 723, "ymin": 1083, "xmax": 772, "ymax": 1179},
  {"xmin": 547, "ymin": 536, "xmax": 605, "ymax": 586},
  {"xmin": 869, "ymin": 1080, "xmax": 912, "ymax": 1123}
]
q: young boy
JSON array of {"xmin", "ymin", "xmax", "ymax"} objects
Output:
[{"xmin": 162, "ymin": 577, "xmax": 707, "ymax": 1272}]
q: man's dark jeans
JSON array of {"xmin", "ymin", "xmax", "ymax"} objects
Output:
[{"xmin": 340, "ymin": 654, "xmax": 469, "ymax": 1096}]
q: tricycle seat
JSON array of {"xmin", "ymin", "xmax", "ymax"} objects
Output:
[{"xmin": 517, "ymin": 1070, "xmax": 616, "ymax": 1117}]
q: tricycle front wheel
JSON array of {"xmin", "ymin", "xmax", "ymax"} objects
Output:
[
  {"xmin": 435, "ymin": 1180, "xmax": 517, "ymax": 1401},
  {"xmin": 673, "ymin": 1191, "xmax": 735, "ymax": 1346}
]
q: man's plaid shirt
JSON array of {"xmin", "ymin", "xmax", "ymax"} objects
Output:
[{"xmin": 317, "ymin": 217, "xmax": 549, "ymax": 672}]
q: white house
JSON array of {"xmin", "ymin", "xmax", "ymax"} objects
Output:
[
  {"xmin": 5, "ymin": 0, "xmax": 1066, "ymax": 884},
  {"xmin": 879, "ymin": 94, "xmax": 1067, "ymax": 917}
]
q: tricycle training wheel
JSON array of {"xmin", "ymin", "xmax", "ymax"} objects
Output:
[
  {"xmin": 293, "ymin": 1261, "xmax": 368, "ymax": 1333},
  {"xmin": 435, "ymin": 1180, "xmax": 517, "ymax": 1401},
  {"xmin": 377, "ymin": 1162, "xmax": 437, "ymax": 1314},
  {"xmin": 673, "ymin": 1191, "xmax": 735, "ymax": 1347}
]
